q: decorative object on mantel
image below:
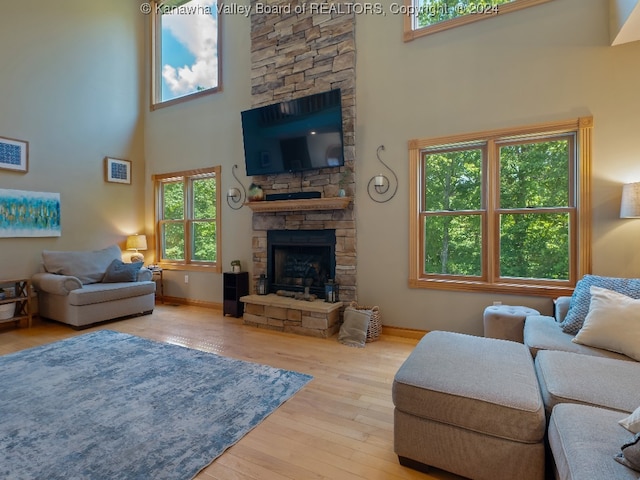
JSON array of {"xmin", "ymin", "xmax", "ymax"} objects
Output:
[
  {"xmin": 0, "ymin": 135, "xmax": 28, "ymax": 173},
  {"xmin": 367, "ymin": 145, "xmax": 398, "ymax": 203},
  {"xmin": 126, "ymin": 234, "xmax": 147, "ymax": 263},
  {"xmin": 230, "ymin": 259, "xmax": 242, "ymax": 273},
  {"xmin": 247, "ymin": 183, "xmax": 264, "ymax": 201},
  {"xmin": 0, "ymin": 189, "xmax": 61, "ymax": 238},
  {"xmin": 257, "ymin": 274, "xmax": 268, "ymax": 295},
  {"xmin": 324, "ymin": 279, "xmax": 339, "ymax": 303},
  {"xmin": 620, "ymin": 182, "xmax": 640, "ymax": 218},
  {"xmin": 227, "ymin": 164, "xmax": 247, "ymax": 210}
]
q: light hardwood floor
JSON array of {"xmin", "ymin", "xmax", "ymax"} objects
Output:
[{"xmin": 0, "ymin": 305, "xmax": 463, "ymax": 480}]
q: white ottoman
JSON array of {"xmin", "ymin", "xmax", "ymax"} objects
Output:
[{"xmin": 484, "ymin": 305, "xmax": 540, "ymax": 343}]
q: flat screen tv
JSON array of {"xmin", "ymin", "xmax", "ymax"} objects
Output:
[{"xmin": 241, "ymin": 89, "xmax": 344, "ymax": 176}]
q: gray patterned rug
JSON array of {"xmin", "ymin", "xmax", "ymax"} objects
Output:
[{"xmin": 0, "ymin": 330, "xmax": 312, "ymax": 479}]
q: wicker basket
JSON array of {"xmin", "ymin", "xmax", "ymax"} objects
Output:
[{"xmin": 350, "ymin": 302, "xmax": 381, "ymax": 342}]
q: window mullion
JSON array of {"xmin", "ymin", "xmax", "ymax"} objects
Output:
[
  {"xmin": 485, "ymin": 140, "xmax": 499, "ymax": 283},
  {"xmin": 184, "ymin": 179, "xmax": 192, "ymax": 264}
]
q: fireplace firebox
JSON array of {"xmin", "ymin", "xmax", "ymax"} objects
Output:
[{"xmin": 267, "ymin": 230, "xmax": 336, "ymax": 299}]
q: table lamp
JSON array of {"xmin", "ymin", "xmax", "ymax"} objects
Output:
[{"xmin": 126, "ymin": 234, "xmax": 148, "ymax": 263}]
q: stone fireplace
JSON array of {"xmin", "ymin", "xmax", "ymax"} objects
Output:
[
  {"xmin": 267, "ymin": 229, "xmax": 336, "ymax": 298},
  {"xmin": 247, "ymin": 1, "xmax": 358, "ymax": 308}
]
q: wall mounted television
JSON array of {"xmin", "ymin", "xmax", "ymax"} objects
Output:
[{"xmin": 241, "ymin": 89, "xmax": 344, "ymax": 176}]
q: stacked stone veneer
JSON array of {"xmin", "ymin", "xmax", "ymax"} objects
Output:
[
  {"xmin": 248, "ymin": 0, "xmax": 357, "ymax": 304},
  {"xmin": 242, "ymin": 294, "xmax": 343, "ymax": 337}
]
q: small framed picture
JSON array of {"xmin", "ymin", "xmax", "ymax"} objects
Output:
[
  {"xmin": 0, "ymin": 136, "xmax": 29, "ymax": 173},
  {"xmin": 104, "ymin": 157, "xmax": 131, "ymax": 184}
]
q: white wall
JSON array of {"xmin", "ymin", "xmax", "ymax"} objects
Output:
[
  {"xmin": 143, "ymin": 4, "xmax": 254, "ymax": 301},
  {"xmin": 0, "ymin": 0, "xmax": 145, "ymax": 278},
  {"xmin": 355, "ymin": 0, "xmax": 640, "ymax": 334}
]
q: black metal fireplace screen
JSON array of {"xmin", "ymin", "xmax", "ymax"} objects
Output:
[{"xmin": 267, "ymin": 229, "xmax": 336, "ymax": 298}]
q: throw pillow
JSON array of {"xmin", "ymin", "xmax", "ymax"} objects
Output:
[
  {"xmin": 615, "ymin": 433, "xmax": 640, "ymax": 472},
  {"xmin": 338, "ymin": 307, "xmax": 371, "ymax": 348},
  {"xmin": 561, "ymin": 275, "xmax": 640, "ymax": 335},
  {"xmin": 620, "ymin": 406, "xmax": 640, "ymax": 434},
  {"xmin": 572, "ymin": 286, "xmax": 640, "ymax": 360},
  {"xmin": 102, "ymin": 259, "xmax": 143, "ymax": 283}
]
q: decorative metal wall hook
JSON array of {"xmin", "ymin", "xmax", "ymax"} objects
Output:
[
  {"xmin": 227, "ymin": 164, "xmax": 247, "ymax": 210},
  {"xmin": 367, "ymin": 145, "xmax": 398, "ymax": 203}
]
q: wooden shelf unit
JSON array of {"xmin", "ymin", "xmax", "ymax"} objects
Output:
[
  {"xmin": 223, "ymin": 272, "xmax": 249, "ymax": 318},
  {"xmin": 0, "ymin": 278, "xmax": 33, "ymax": 328}
]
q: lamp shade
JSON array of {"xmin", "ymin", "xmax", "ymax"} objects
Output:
[
  {"xmin": 126, "ymin": 234, "xmax": 147, "ymax": 251},
  {"xmin": 620, "ymin": 182, "xmax": 640, "ymax": 218}
]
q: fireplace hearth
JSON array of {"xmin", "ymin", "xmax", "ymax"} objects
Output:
[{"xmin": 267, "ymin": 230, "xmax": 336, "ymax": 299}]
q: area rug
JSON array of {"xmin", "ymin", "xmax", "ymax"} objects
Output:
[{"xmin": 0, "ymin": 330, "xmax": 312, "ymax": 479}]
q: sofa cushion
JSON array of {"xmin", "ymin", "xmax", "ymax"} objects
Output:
[
  {"xmin": 616, "ymin": 433, "xmax": 640, "ymax": 472},
  {"xmin": 573, "ymin": 286, "xmax": 640, "ymax": 361},
  {"xmin": 535, "ymin": 350, "xmax": 640, "ymax": 415},
  {"xmin": 42, "ymin": 245, "xmax": 122, "ymax": 285},
  {"xmin": 102, "ymin": 259, "xmax": 143, "ymax": 283},
  {"xmin": 549, "ymin": 404, "xmax": 639, "ymax": 480},
  {"xmin": 67, "ymin": 281, "xmax": 155, "ymax": 306},
  {"xmin": 523, "ymin": 315, "xmax": 631, "ymax": 361},
  {"xmin": 620, "ymin": 406, "xmax": 640, "ymax": 434},
  {"xmin": 560, "ymin": 275, "xmax": 640, "ymax": 335}
]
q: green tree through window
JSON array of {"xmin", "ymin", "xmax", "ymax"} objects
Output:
[
  {"xmin": 409, "ymin": 118, "xmax": 593, "ymax": 297},
  {"xmin": 154, "ymin": 167, "xmax": 221, "ymax": 270},
  {"xmin": 403, "ymin": 0, "xmax": 553, "ymax": 42}
]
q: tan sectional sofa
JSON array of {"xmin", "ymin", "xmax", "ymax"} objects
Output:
[
  {"xmin": 393, "ymin": 275, "xmax": 640, "ymax": 480},
  {"xmin": 522, "ymin": 277, "xmax": 640, "ymax": 480},
  {"xmin": 32, "ymin": 245, "xmax": 155, "ymax": 328}
]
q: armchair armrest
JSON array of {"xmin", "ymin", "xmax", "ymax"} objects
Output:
[
  {"xmin": 554, "ymin": 296, "xmax": 572, "ymax": 323},
  {"xmin": 32, "ymin": 272, "xmax": 83, "ymax": 296},
  {"xmin": 137, "ymin": 267, "xmax": 152, "ymax": 282}
]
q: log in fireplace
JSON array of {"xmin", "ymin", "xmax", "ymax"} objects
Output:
[{"xmin": 267, "ymin": 229, "xmax": 336, "ymax": 299}]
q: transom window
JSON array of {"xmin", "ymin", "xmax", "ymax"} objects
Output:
[
  {"xmin": 403, "ymin": 0, "xmax": 554, "ymax": 42},
  {"xmin": 153, "ymin": 167, "xmax": 221, "ymax": 272},
  {"xmin": 409, "ymin": 118, "xmax": 592, "ymax": 297},
  {"xmin": 151, "ymin": 0, "xmax": 222, "ymax": 109}
]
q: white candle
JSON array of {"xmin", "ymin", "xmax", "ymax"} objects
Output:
[
  {"xmin": 227, "ymin": 188, "xmax": 236, "ymax": 198},
  {"xmin": 374, "ymin": 175, "xmax": 385, "ymax": 187}
]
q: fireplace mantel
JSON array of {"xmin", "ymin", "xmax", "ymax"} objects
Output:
[{"xmin": 245, "ymin": 197, "xmax": 351, "ymax": 213}]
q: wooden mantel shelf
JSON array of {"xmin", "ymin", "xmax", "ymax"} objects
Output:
[{"xmin": 245, "ymin": 196, "xmax": 351, "ymax": 213}]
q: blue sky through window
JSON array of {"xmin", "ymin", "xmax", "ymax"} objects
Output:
[{"xmin": 159, "ymin": 0, "xmax": 219, "ymax": 102}]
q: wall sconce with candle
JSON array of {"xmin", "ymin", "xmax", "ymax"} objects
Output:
[
  {"xmin": 620, "ymin": 182, "xmax": 640, "ymax": 218},
  {"xmin": 227, "ymin": 164, "xmax": 247, "ymax": 210},
  {"xmin": 367, "ymin": 145, "xmax": 398, "ymax": 203}
]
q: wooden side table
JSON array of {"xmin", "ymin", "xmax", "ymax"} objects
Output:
[
  {"xmin": 0, "ymin": 278, "xmax": 33, "ymax": 328},
  {"xmin": 150, "ymin": 268, "xmax": 164, "ymax": 303}
]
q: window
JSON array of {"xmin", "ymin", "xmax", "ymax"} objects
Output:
[
  {"xmin": 151, "ymin": 0, "xmax": 222, "ymax": 109},
  {"xmin": 403, "ymin": 0, "xmax": 554, "ymax": 42},
  {"xmin": 409, "ymin": 118, "xmax": 592, "ymax": 297},
  {"xmin": 153, "ymin": 167, "xmax": 221, "ymax": 272}
]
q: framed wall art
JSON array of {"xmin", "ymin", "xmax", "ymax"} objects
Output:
[
  {"xmin": 104, "ymin": 157, "xmax": 131, "ymax": 184},
  {"xmin": 0, "ymin": 189, "xmax": 61, "ymax": 237},
  {"xmin": 0, "ymin": 136, "xmax": 29, "ymax": 173}
]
